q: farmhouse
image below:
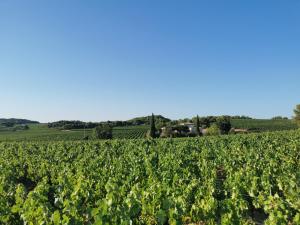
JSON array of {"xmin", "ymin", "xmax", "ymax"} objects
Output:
[
  {"xmin": 180, "ymin": 122, "xmax": 197, "ymax": 133},
  {"xmin": 160, "ymin": 123, "xmax": 203, "ymax": 137}
]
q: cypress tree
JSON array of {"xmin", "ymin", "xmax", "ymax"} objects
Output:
[
  {"xmin": 196, "ymin": 115, "xmax": 202, "ymax": 136},
  {"xmin": 149, "ymin": 113, "xmax": 156, "ymax": 138}
]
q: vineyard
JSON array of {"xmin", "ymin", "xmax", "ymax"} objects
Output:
[
  {"xmin": 231, "ymin": 119, "xmax": 297, "ymax": 132},
  {"xmin": 0, "ymin": 130, "xmax": 299, "ymax": 224},
  {"xmin": 0, "ymin": 119, "xmax": 296, "ymax": 141},
  {"xmin": 0, "ymin": 124, "xmax": 149, "ymax": 141},
  {"xmin": 113, "ymin": 126, "xmax": 149, "ymax": 139}
]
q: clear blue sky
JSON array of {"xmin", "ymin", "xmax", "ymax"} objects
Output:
[{"xmin": 0, "ymin": 1, "xmax": 299, "ymax": 122}]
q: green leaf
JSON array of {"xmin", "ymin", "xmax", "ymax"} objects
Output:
[
  {"xmin": 156, "ymin": 209, "xmax": 167, "ymax": 225},
  {"xmin": 52, "ymin": 210, "xmax": 61, "ymax": 225}
]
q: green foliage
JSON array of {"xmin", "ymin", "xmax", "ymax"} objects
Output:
[
  {"xmin": 113, "ymin": 126, "xmax": 148, "ymax": 139},
  {"xmin": 0, "ymin": 118, "xmax": 39, "ymax": 125},
  {"xmin": 48, "ymin": 120, "xmax": 99, "ymax": 129},
  {"xmin": 128, "ymin": 115, "xmax": 171, "ymax": 126},
  {"xmin": 47, "ymin": 115, "xmax": 171, "ymax": 130},
  {"xmin": 230, "ymin": 115, "xmax": 253, "ymax": 119},
  {"xmin": 190, "ymin": 116, "xmax": 296, "ymax": 132},
  {"xmin": 1, "ymin": 122, "xmax": 15, "ymax": 127},
  {"xmin": 192, "ymin": 116, "xmax": 217, "ymax": 128},
  {"xmin": 0, "ymin": 124, "xmax": 150, "ymax": 141},
  {"xmin": 294, "ymin": 104, "xmax": 300, "ymax": 127},
  {"xmin": 0, "ymin": 130, "xmax": 299, "ymax": 224},
  {"xmin": 216, "ymin": 116, "xmax": 232, "ymax": 134},
  {"xmin": 231, "ymin": 119, "xmax": 297, "ymax": 132},
  {"xmin": 93, "ymin": 125, "xmax": 113, "ymax": 140},
  {"xmin": 148, "ymin": 113, "xmax": 157, "ymax": 138},
  {"xmin": 272, "ymin": 116, "xmax": 289, "ymax": 120},
  {"xmin": 0, "ymin": 117, "xmax": 297, "ymax": 141},
  {"xmin": 12, "ymin": 125, "xmax": 29, "ymax": 131},
  {"xmin": 205, "ymin": 123, "xmax": 220, "ymax": 135},
  {"xmin": 191, "ymin": 116, "xmax": 231, "ymax": 134},
  {"xmin": 195, "ymin": 115, "xmax": 202, "ymax": 136},
  {"xmin": 171, "ymin": 125, "xmax": 191, "ymax": 137}
]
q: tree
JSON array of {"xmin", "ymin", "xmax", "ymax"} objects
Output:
[
  {"xmin": 216, "ymin": 116, "xmax": 232, "ymax": 134},
  {"xmin": 148, "ymin": 113, "xmax": 157, "ymax": 138},
  {"xmin": 195, "ymin": 115, "xmax": 202, "ymax": 136},
  {"xmin": 205, "ymin": 124, "xmax": 220, "ymax": 136},
  {"xmin": 171, "ymin": 125, "xmax": 190, "ymax": 137},
  {"xmin": 93, "ymin": 125, "xmax": 112, "ymax": 139},
  {"xmin": 195, "ymin": 116, "xmax": 217, "ymax": 128},
  {"xmin": 272, "ymin": 116, "xmax": 288, "ymax": 120},
  {"xmin": 2, "ymin": 122, "xmax": 15, "ymax": 127},
  {"xmin": 293, "ymin": 104, "xmax": 300, "ymax": 127}
]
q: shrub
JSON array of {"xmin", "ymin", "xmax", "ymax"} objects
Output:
[
  {"xmin": 294, "ymin": 104, "xmax": 300, "ymax": 127},
  {"xmin": 216, "ymin": 116, "xmax": 232, "ymax": 134},
  {"xmin": 93, "ymin": 125, "xmax": 112, "ymax": 139},
  {"xmin": 205, "ymin": 124, "xmax": 220, "ymax": 136}
]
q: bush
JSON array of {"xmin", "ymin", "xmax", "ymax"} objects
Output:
[
  {"xmin": 294, "ymin": 104, "xmax": 300, "ymax": 127},
  {"xmin": 187, "ymin": 133, "xmax": 197, "ymax": 137},
  {"xmin": 82, "ymin": 136, "xmax": 89, "ymax": 140},
  {"xmin": 146, "ymin": 130, "xmax": 160, "ymax": 138},
  {"xmin": 272, "ymin": 116, "xmax": 288, "ymax": 120},
  {"xmin": 216, "ymin": 116, "xmax": 232, "ymax": 134},
  {"xmin": 205, "ymin": 124, "xmax": 220, "ymax": 136},
  {"xmin": 2, "ymin": 122, "xmax": 15, "ymax": 127},
  {"xmin": 93, "ymin": 125, "xmax": 112, "ymax": 140}
]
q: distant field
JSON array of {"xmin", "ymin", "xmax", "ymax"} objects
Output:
[
  {"xmin": 231, "ymin": 119, "xmax": 297, "ymax": 131},
  {"xmin": 0, "ymin": 124, "xmax": 88, "ymax": 141},
  {"xmin": 0, "ymin": 124, "xmax": 148, "ymax": 141},
  {"xmin": 113, "ymin": 126, "xmax": 148, "ymax": 139},
  {"xmin": 0, "ymin": 119, "xmax": 296, "ymax": 141}
]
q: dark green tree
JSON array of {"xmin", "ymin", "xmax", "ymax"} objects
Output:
[
  {"xmin": 148, "ymin": 113, "xmax": 157, "ymax": 138},
  {"xmin": 294, "ymin": 104, "xmax": 300, "ymax": 127},
  {"xmin": 216, "ymin": 116, "xmax": 232, "ymax": 134},
  {"xmin": 93, "ymin": 125, "xmax": 113, "ymax": 139},
  {"xmin": 195, "ymin": 115, "xmax": 202, "ymax": 136}
]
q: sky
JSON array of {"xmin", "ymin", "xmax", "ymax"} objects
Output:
[{"xmin": 0, "ymin": 0, "xmax": 299, "ymax": 122}]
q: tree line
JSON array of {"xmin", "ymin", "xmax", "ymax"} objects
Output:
[
  {"xmin": 47, "ymin": 115, "xmax": 171, "ymax": 130},
  {"xmin": 48, "ymin": 105, "xmax": 300, "ymax": 140}
]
